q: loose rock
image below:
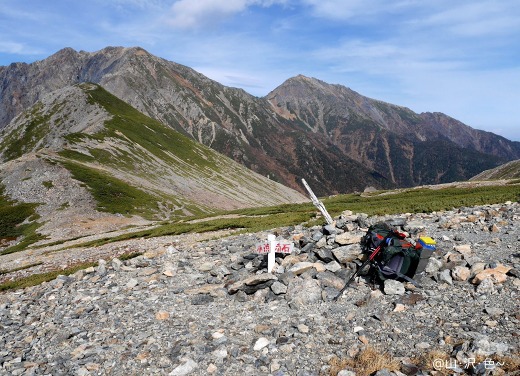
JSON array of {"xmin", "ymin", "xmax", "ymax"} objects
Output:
[{"xmin": 0, "ymin": 201, "xmax": 518, "ymax": 375}]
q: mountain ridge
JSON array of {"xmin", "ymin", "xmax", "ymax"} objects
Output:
[{"xmin": 2, "ymin": 46, "xmax": 519, "ymax": 196}]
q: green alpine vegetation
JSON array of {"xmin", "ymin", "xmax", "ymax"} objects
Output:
[
  {"xmin": 60, "ymin": 183, "xmax": 520, "ymax": 250},
  {"xmin": 320, "ymin": 185, "xmax": 520, "ymax": 217},
  {"xmin": 77, "ymin": 83, "xmax": 227, "ymax": 175},
  {"xmin": 0, "ymin": 261, "xmax": 97, "ymax": 292},
  {"xmin": 0, "ymin": 185, "xmax": 43, "ymax": 255},
  {"xmin": 2, "ymin": 81, "xmax": 518, "ymax": 257},
  {"xmin": 59, "ymin": 160, "xmax": 165, "ymax": 219},
  {"xmin": 0, "ymin": 251, "xmax": 143, "ymax": 292},
  {"xmin": 0, "ymin": 82, "xmax": 306, "ymax": 254},
  {"xmin": 0, "ymin": 103, "xmax": 53, "ymax": 161},
  {"xmin": 471, "ymin": 159, "xmax": 520, "ymax": 180}
]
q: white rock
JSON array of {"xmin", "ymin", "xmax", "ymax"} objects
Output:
[
  {"xmin": 439, "ymin": 269, "xmax": 453, "ymax": 285},
  {"xmin": 254, "ymin": 337, "xmax": 270, "ymax": 351},
  {"xmin": 288, "ymin": 262, "xmax": 314, "ymax": 275},
  {"xmin": 325, "ymin": 261, "xmax": 342, "ymax": 273},
  {"xmin": 207, "ymin": 364, "xmax": 217, "ymax": 374},
  {"xmin": 425, "ymin": 258, "xmax": 442, "ymax": 274},
  {"xmin": 383, "ymin": 280, "xmax": 405, "ymax": 295},
  {"xmin": 337, "ymin": 371, "xmax": 356, "ymax": 376},
  {"xmin": 353, "ymin": 326, "xmax": 364, "ymax": 333},
  {"xmin": 169, "ymin": 358, "xmax": 198, "ymax": 376},
  {"xmin": 126, "ymin": 278, "xmax": 139, "ymax": 289},
  {"xmin": 270, "ymin": 281, "xmax": 287, "ymax": 295},
  {"xmin": 454, "ymin": 244, "xmax": 472, "ymax": 256},
  {"xmin": 476, "ymin": 277, "xmax": 495, "ymax": 294},
  {"xmin": 335, "ymin": 233, "xmax": 362, "ymax": 246}
]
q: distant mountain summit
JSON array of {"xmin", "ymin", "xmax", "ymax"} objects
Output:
[
  {"xmin": 266, "ymin": 75, "xmax": 520, "ymax": 189},
  {"xmin": 267, "ymin": 75, "xmax": 519, "ymax": 159},
  {"xmin": 2, "ymin": 46, "xmax": 519, "ymax": 196}
]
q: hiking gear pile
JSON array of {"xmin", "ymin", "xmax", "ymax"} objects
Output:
[{"xmin": 334, "ymin": 222, "xmax": 437, "ymax": 300}]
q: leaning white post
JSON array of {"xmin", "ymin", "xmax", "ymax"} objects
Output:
[{"xmin": 301, "ymin": 178, "xmax": 334, "ymax": 225}]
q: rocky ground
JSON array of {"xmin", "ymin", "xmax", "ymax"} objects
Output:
[{"xmin": 0, "ymin": 201, "xmax": 519, "ymax": 376}]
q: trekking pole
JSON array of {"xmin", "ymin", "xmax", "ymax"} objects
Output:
[
  {"xmin": 333, "ymin": 231, "xmax": 401, "ymax": 301},
  {"xmin": 332, "ymin": 244, "xmax": 383, "ymax": 301}
]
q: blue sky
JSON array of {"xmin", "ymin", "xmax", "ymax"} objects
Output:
[{"xmin": 1, "ymin": 0, "xmax": 519, "ymax": 140}]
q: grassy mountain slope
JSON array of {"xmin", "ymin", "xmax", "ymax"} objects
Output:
[
  {"xmin": 79, "ymin": 48, "xmax": 391, "ymax": 195},
  {"xmin": 470, "ymin": 159, "xmax": 520, "ymax": 180},
  {"xmin": 0, "ymin": 83, "xmax": 306, "ymax": 247}
]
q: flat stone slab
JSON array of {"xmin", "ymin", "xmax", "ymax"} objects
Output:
[{"xmin": 227, "ymin": 274, "xmax": 278, "ymax": 294}]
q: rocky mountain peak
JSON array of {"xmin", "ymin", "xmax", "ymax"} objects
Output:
[
  {"xmin": 284, "ymin": 74, "xmax": 328, "ymax": 88},
  {"xmin": 47, "ymin": 47, "xmax": 79, "ymax": 60},
  {"xmin": 268, "ymin": 74, "xmax": 356, "ymax": 100},
  {"xmin": 2, "ymin": 47, "xmax": 520, "ymax": 196},
  {"xmin": 267, "ymin": 74, "xmax": 382, "ymax": 136}
]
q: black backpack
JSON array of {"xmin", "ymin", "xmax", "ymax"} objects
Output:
[{"xmin": 362, "ymin": 222, "xmax": 422, "ymax": 287}]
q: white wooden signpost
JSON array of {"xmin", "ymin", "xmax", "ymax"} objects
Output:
[{"xmin": 255, "ymin": 234, "xmax": 294, "ymax": 273}]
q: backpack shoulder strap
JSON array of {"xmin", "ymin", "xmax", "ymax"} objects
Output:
[{"xmin": 393, "ymin": 271, "xmax": 422, "ymax": 288}]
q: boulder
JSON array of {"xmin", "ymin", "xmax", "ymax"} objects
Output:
[
  {"xmin": 314, "ymin": 248, "xmax": 335, "ymax": 263},
  {"xmin": 332, "ymin": 244, "xmax": 361, "ymax": 264},
  {"xmin": 383, "ymin": 280, "xmax": 405, "ymax": 295},
  {"xmin": 335, "ymin": 232, "xmax": 362, "ymax": 245},
  {"xmin": 285, "ymin": 278, "xmax": 322, "ymax": 309},
  {"xmin": 454, "ymin": 244, "xmax": 472, "ymax": 257},
  {"xmin": 288, "ymin": 262, "xmax": 315, "ymax": 275},
  {"xmin": 472, "ymin": 264, "xmax": 511, "ymax": 284},
  {"xmin": 451, "ymin": 266, "xmax": 471, "ymax": 282}
]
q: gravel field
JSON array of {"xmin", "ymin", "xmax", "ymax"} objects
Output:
[{"xmin": 0, "ymin": 201, "xmax": 519, "ymax": 375}]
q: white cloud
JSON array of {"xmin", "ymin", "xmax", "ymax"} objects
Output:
[
  {"xmin": 416, "ymin": 1, "xmax": 520, "ymax": 37},
  {"xmin": 313, "ymin": 38, "xmax": 466, "ymax": 80},
  {"xmin": 0, "ymin": 42, "xmax": 26, "ymax": 54},
  {"xmin": 0, "ymin": 41, "xmax": 44, "ymax": 56},
  {"xmin": 166, "ymin": 0, "xmax": 288, "ymax": 29},
  {"xmin": 301, "ymin": 0, "xmax": 423, "ymax": 21},
  {"xmin": 0, "ymin": 2, "xmax": 45, "ymax": 22},
  {"xmin": 302, "ymin": 0, "xmax": 520, "ymax": 42},
  {"xmin": 168, "ymin": 0, "xmax": 247, "ymax": 28},
  {"xmin": 301, "ymin": 0, "xmax": 383, "ymax": 20}
]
